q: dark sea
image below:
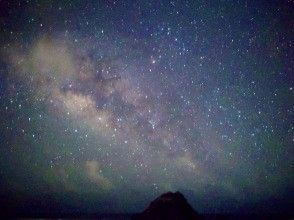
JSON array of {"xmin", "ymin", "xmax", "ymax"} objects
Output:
[{"xmin": 16, "ymin": 213, "xmax": 294, "ymax": 220}]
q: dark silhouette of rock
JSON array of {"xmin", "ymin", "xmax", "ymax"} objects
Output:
[{"xmin": 132, "ymin": 191, "xmax": 202, "ymax": 220}]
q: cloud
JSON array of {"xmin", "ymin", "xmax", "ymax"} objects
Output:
[
  {"xmin": 85, "ymin": 161, "xmax": 113, "ymax": 190},
  {"xmin": 5, "ymin": 37, "xmax": 74, "ymax": 85}
]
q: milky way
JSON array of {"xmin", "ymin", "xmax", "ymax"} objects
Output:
[{"xmin": 0, "ymin": 0, "xmax": 293, "ymax": 214}]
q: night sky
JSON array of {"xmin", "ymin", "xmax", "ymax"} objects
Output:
[{"xmin": 0, "ymin": 0, "xmax": 293, "ymax": 215}]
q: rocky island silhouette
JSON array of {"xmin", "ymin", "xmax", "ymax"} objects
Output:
[{"xmin": 133, "ymin": 191, "xmax": 202, "ymax": 220}]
